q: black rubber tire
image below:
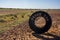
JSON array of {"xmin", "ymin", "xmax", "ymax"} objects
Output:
[{"xmin": 29, "ymin": 11, "xmax": 52, "ymax": 34}]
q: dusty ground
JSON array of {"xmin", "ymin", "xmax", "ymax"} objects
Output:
[
  {"xmin": 0, "ymin": 20, "xmax": 60, "ymax": 40},
  {"xmin": 0, "ymin": 9, "xmax": 60, "ymax": 40}
]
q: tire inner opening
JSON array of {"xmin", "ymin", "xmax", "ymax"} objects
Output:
[{"xmin": 35, "ymin": 17, "xmax": 46, "ymax": 28}]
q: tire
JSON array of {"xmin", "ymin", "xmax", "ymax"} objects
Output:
[{"xmin": 29, "ymin": 11, "xmax": 52, "ymax": 34}]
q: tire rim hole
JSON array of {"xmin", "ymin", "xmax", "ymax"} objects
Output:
[{"xmin": 35, "ymin": 17, "xmax": 46, "ymax": 28}]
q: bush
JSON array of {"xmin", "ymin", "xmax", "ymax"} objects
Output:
[{"xmin": 0, "ymin": 19, "xmax": 6, "ymax": 22}]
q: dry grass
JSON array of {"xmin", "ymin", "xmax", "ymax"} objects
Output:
[
  {"xmin": 0, "ymin": 8, "xmax": 33, "ymax": 33},
  {"xmin": 0, "ymin": 8, "xmax": 60, "ymax": 40}
]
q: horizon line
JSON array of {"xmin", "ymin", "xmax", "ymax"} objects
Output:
[{"xmin": 0, "ymin": 7, "xmax": 60, "ymax": 9}]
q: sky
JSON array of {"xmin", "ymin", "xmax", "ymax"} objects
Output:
[{"xmin": 0, "ymin": 0, "xmax": 60, "ymax": 9}]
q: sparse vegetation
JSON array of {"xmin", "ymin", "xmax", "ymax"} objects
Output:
[
  {"xmin": 0, "ymin": 8, "xmax": 34, "ymax": 33},
  {"xmin": 0, "ymin": 8, "xmax": 60, "ymax": 40}
]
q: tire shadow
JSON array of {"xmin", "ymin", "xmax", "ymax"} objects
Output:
[{"xmin": 32, "ymin": 32, "xmax": 60, "ymax": 40}]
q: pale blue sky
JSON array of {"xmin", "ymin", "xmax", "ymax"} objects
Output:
[{"xmin": 0, "ymin": 0, "xmax": 60, "ymax": 9}]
